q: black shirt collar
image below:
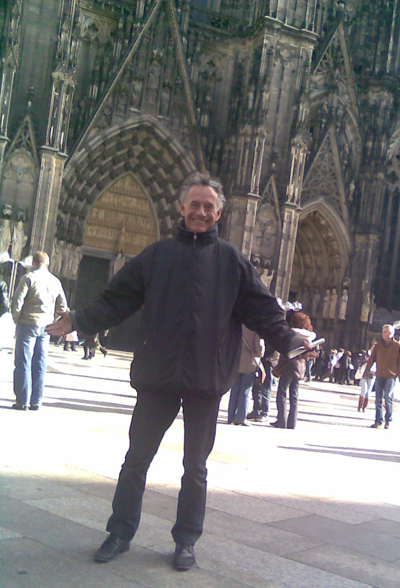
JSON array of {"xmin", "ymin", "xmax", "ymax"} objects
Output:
[{"xmin": 177, "ymin": 220, "xmax": 218, "ymax": 244}]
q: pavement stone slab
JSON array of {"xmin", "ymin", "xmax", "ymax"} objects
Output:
[
  {"xmin": 288, "ymin": 543, "xmax": 400, "ymax": 588},
  {"xmin": 268, "ymin": 514, "xmax": 400, "ymax": 562},
  {"xmin": 204, "ymin": 509, "xmax": 324, "ymax": 557},
  {"xmin": 196, "ymin": 534, "xmax": 371, "ymax": 588},
  {"xmin": 1, "ymin": 347, "xmax": 400, "ymax": 588}
]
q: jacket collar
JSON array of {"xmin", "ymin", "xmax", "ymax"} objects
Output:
[{"xmin": 177, "ymin": 220, "xmax": 218, "ymax": 245}]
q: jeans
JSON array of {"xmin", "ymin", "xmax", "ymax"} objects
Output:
[
  {"xmin": 227, "ymin": 372, "xmax": 254, "ymax": 424},
  {"xmin": 14, "ymin": 323, "xmax": 50, "ymax": 407},
  {"xmin": 374, "ymin": 377, "xmax": 396, "ymax": 425},
  {"xmin": 360, "ymin": 377, "xmax": 375, "ymax": 399},
  {"xmin": 107, "ymin": 390, "xmax": 221, "ymax": 545},
  {"xmin": 251, "ymin": 365, "xmax": 272, "ymax": 416},
  {"xmin": 276, "ymin": 373, "xmax": 300, "ymax": 429}
]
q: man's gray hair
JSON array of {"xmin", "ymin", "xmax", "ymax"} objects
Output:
[
  {"xmin": 383, "ymin": 324, "xmax": 395, "ymax": 337},
  {"xmin": 179, "ymin": 173, "xmax": 226, "ymax": 210}
]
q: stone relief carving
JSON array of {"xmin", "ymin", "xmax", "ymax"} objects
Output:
[
  {"xmin": 338, "ymin": 289, "xmax": 348, "ymax": 320},
  {"xmin": 322, "ymin": 288, "xmax": 330, "ymax": 319},
  {"xmin": 0, "ymin": 219, "xmax": 12, "ymax": 254},
  {"xmin": 50, "ymin": 239, "xmax": 64, "ymax": 275},
  {"xmin": 311, "ymin": 288, "xmax": 321, "ymax": 317},
  {"xmin": 328, "ymin": 287, "xmax": 337, "ymax": 319},
  {"xmin": 11, "ymin": 220, "xmax": 28, "ymax": 261}
]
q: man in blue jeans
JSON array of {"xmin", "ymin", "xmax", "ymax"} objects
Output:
[
  {"xmin": 363, "ymin": 324, "xmax": 400, "ymax": 429},
  {"xmin": 11, "ymin": 251, "xmax": 68, "ymax": 411}
]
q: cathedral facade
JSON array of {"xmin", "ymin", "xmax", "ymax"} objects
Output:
[{"xmin": 1, "ymin": 0, "xmax": 400, "ymax": 350}]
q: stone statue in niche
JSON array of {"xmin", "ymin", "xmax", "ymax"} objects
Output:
[
  {"xmin": 62, "ymin": 243, "xmax": 74, "ymax": 278},
  {"xmin": 311, "ymin": 288, "xmax": 320, "ymax": 317},
  {"xmin": 322, "ymin": 289, "xmax": 330, "ymax": 319},
  {"xmin": 361, "ymin": 292, "xmax": 371, "ymax": 322},
  {"xmin": 11, "ymin": 221, "xmax": 28, "ymax": 261},
  {"xmin": 71, "ymin": 246, "xmax": 83, "ymax": 279},
  {"xmin": 113, "ymin": 252, "xmax": 126, "ymax": 275},
  {"xmin": 338, "ymin": 289, "xmax": 348, "ymax": 320},
  {"xmin": 261, "ymin": 268, "xmax": 274, "ymax": 290},
  {"xmin": 50, "ymin": 239, "xmax": 64, "ymax": 275},
  {"xmin": 328, "ymin": 288, "xmax": 337, "ymax": 319},
  {"xmin": 0, "ymin": 219, "xmax": 12, "ymax": 254}
]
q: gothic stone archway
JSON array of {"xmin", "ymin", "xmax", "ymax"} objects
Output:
[
  {"xmin": 57, "ymin": 115, "xmax": 196, "ymax": 244},
  {"xmin": 291, "ymin": 201, "xmax": 351, "ymax": 346}
]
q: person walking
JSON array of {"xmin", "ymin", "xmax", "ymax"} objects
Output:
[
  {"xmin": 356, "ymin": 349, "xmax": 376, "ymax": 412},
  {"xmin": 11, "ymin": 251, "xmax": 68, "ymax": 410},
  {"xmin": 46, "ymin": 173, "xmax": 310, "ymax": 572},
  {"xmin": 63, "ymin": 330, "xmax": 79, "ymax": 352},
  {"xmin": 363, "ymin": 324, "xmax": 400, "ymax": 429}
]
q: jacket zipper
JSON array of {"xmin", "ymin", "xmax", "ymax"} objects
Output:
[{"xmin": 176, "ymin": 232, "xmax": 197, "ymax": 383}]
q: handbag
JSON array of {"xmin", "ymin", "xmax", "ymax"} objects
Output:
[
  {"xmin": 272, "ymin": 357, "xmax": 289, "ymax": 379},
  {"xmin": 242, "ymin": 336, "xmax": 266, "ymax": 384},
  {"xmin": 254, "ymin": 362, "xmax": 267, "ymax": 384}
]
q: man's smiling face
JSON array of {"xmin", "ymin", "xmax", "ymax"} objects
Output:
[{"xmin": 180, "ymin": 185, "xmax": 222, "ymax": 233}]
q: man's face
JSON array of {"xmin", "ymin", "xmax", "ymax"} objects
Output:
[
  {"xmin": 382, "ymin": 327, "xmax": 393, "ymax": 342},
  {"xmin": 180, "ymin": 185, "xmax": 222, "ymax": 233}
]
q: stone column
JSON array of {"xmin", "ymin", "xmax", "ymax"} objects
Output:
[
  {"xmin": 274, "ymin": 202, "xmax": 300, "ymax": 301},
  {"xmin": 222, "ymin": 192, "xmax": 260, "ymax": 259},
  {"xmin": 274, "ymin": 126, "xmax": 309, "ymax": 301},
  {"xmin": 346, "ymin": 232, "xmax": 380, "ymax": 350},
  {"xmin": 29, "ymin": 148, "xmax": 67, "ymax": 254}
]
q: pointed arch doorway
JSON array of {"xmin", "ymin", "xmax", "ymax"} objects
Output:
[
  {"xmin": 74, "ymin": 173, "xmax": 159, "ymax": 350},
  {"xmin": 291, "ymin": 202, "xmax": 351, "ymax": 345}
]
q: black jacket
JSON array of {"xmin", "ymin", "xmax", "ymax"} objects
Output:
[
  {"xmin": 75, "ymin": 223, "xmax": 300, "ymax": 395},
  {"xmin": 0, "ymin": 280, "xmax": 10, "ymax": 317}
]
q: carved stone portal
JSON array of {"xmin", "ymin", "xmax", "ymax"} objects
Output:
[{"xmin": 82, "ymin": 174, "xmax": 157, "ymax": 257}]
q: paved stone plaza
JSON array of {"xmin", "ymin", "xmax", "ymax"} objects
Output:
[{"xmin": 1, "ymin": 345, "xmax": 399, "ymax": 587}]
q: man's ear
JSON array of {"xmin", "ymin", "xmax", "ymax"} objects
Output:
[{"xmin": 180, "ymin": 201, "xmax": 186, "ymax": 217}]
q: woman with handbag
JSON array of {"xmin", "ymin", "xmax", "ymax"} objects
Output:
[
  {"xmin": 227, "ymin": 326, "xmax": 264, "ymax": 426},
  {"xmin": 271, "ymin": 313, "xmax": 317, "ymax": 429}
]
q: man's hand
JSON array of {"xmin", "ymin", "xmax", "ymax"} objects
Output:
[{"xmin": 45, "ymin": 312, "xmax": 73, "ymax": 337}]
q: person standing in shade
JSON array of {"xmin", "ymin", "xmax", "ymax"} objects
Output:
[
  {"xmin": 363, "ymin": 324, "xmax": 400, "ymax": 429},
  {"xmin": 227, "ymin": 326, "xmax": 264, "ymax": 426},
  {"xmin": 247, "ymin": 345, "xmax": 279, "ymax": 423},
  {"xmin": 271, "ymin": 313, "xmax": 317, "ymax": 429},
  {"xmin": 11, "ymin": 251, "xmax": 68, "ymax": 410},
  {"xmin": 46, "ymin": 173, "xmax": 310, "ymax": 572}
]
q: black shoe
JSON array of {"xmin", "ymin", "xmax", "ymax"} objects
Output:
[
  {"xmin": 12, "ymin": 404, "xmax": 28, "ymax": 411},
  {"xmin": 271, "ymin": 421, "xmax": 285, "ymax": 428},
  {"xmin": 173, "ymin": 543, "xmax": 196, "ymax": 571},
  {"xmin": 246, "ymin": 411, "xmax": 258, "ymax": 420},
  {"xmin": 370, "ymin": 423, "xmax": 383, "ymax": 429},
  {"xmin": 94, "ymin": 534, "xmax": 130, "ymax": 563},
  {"xmin": 29, "ymin": 405, "xmax": 40, "ymax": 411}
]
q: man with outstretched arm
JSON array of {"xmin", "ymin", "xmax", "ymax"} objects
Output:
[{"xmin": 46, "ymin": 172, "xmax": 309, "ymax": 572}]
